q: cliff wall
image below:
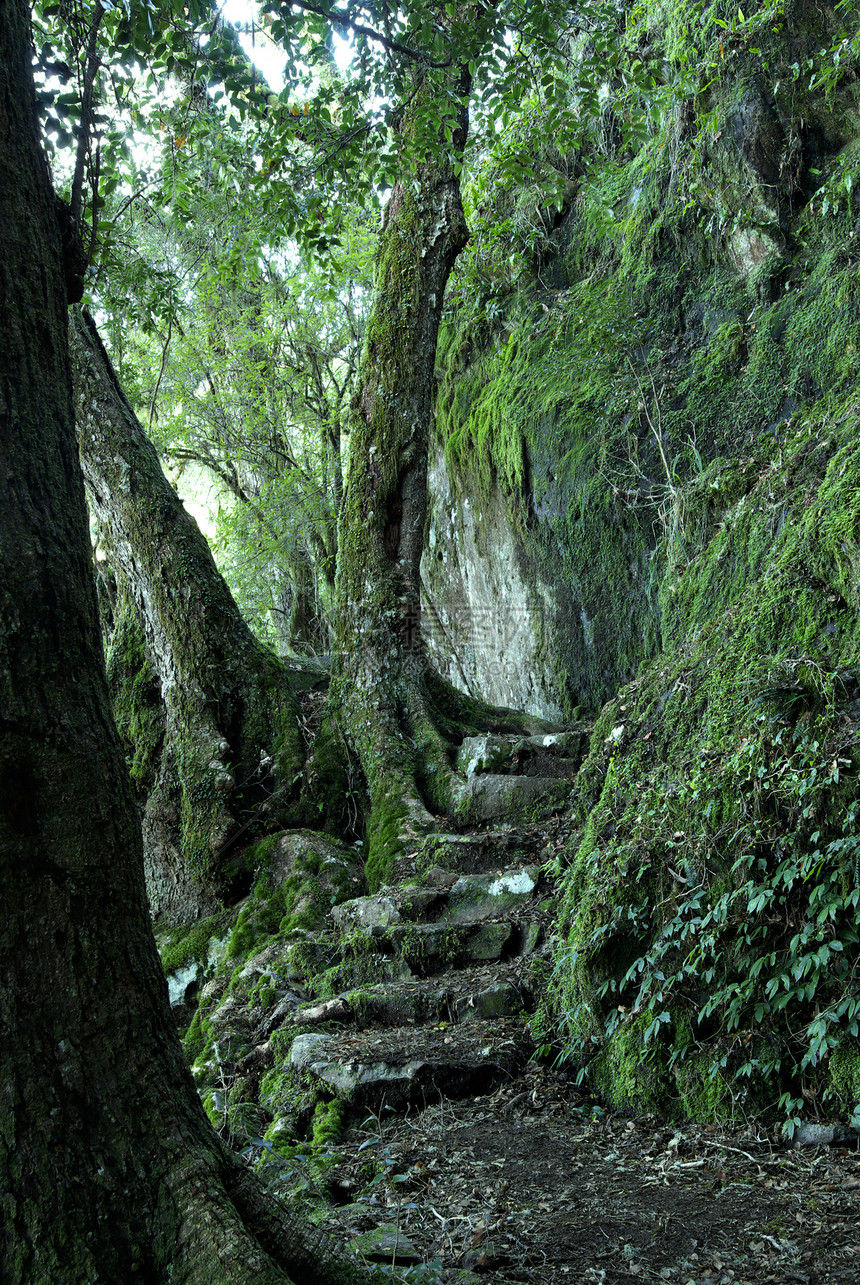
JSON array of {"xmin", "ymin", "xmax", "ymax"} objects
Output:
[{"xmin": 428, "ymin": 0, "xmax": 860, "ymax": 1128}]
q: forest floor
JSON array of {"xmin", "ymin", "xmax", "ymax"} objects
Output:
[
  {"xmin": 231, "ymin": 791, "xmax": 860, "ymax": 1285},
  {"xmin": 185, "ymin": 717, "xmax": 860, "ymax": 1285},
  {"xmin": 312, "ymin": 1070, "xmax": 860, "ymax": 1285}
]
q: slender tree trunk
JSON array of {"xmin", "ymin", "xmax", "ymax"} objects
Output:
[
  {"xmin": 330, "ymin": 66, "xmax": 535, "ymax": 886},
  {"xmin": 71, "ymin": 307, "xmax": 307, "ymax": 922},
  {"xmin": 0, "ymin": 5, "xmax": 378, "ymax": 1280}
]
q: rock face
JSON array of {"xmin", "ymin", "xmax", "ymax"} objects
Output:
[{"xmin": 421, "ymin": 446, "xmax": 565, "ymax": 721}]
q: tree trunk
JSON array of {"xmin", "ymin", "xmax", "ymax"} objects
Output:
[
  {"xmin": 330, "ymin": 67, "xmax": 536, "ymax": 887},
  {"xmin": 0, "ymin": 6, "xmax": 378, "ymax": 1280},
  {"xmin": 71, "ymin": 307, "xmax": 309, "ymax": 923}
]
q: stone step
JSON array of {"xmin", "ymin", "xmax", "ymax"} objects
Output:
[
  {"xmin": 456, "ymin": 728, "xmax": 589, "ymax": 779},
  {"xmin": 285, "ymin": 959, "xmax": 535, "ymax": 1032},
  {"xmin": 332, "ymin": 863, "xmax": 543, "ymax": 929},
  {"xmin": 266, "ymin": 915, "xmax": 540, "ymax": 996},
  {"xmin": 384, "ymin": 920, "xmax": 515, "ymax": 974},
  {"xmin": 395, "ymin": 829, "xmax": 544, "ymax": 882},
  {"xmin": 457, "ymin": 773, "xmax": 572, "ymax": 825},
  {"xmin": 281, "ymin": 1017, "xmax": 532, "ymax": 1113},
  {"xmin": 445, "ymin": 865, "xmax": 542, "ymax": 923}
]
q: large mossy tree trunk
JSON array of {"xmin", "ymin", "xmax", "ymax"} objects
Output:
[
  {"xmin": 71, "ymin": 307, "xmax": 306, "ymax": 923},
  {"xmin": 0, "ymin": 8, "xmax": 379, "ymax": 1280},
  {"xmin": 330, "ymin": 67, "xmax": 536, "ymax": 886}
]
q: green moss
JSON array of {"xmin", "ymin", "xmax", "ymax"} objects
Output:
[
  {"xmin": 182, "ymin": 1008, "xmax": 208, "ymax": 1064},
  {"xmin": 433, "ymin": 0, "xmax": 860, "ymax": 727},
  {"xmin": 222, "ymin": 832, "xmax": 358, "ymax": 964},
  {"xmin": 288, "ymin": 938, "xmax": 333, "ymax": 982},
  {"xmin": 311, "ymin": 1099, "xmax": 345, "ymax": 1148},
  {"xmin": 303, "ymin": 717, "xmax": 366, "ymax": 838},
  {"xmin": 828, "ymin": 1047, "xmax": 860, "ymax": 1113},
  {"xmin": 259, "ymin": 1064, "xmax": 306, "ymax": 1119},
  {"xmin": 364, "ymin": 787, "xmax": 408, "ymax": 892},
  {"xmin": 537, "ymin": 193, "xmax": 860, "ymax": 1123},
  {"xmin": 550, "ymin": 393, "xmax": 860, "ymax": 1119},
  {"xmin": 105, "ymin": 597, "xmax": 164, "ymax": 793},
  {"xmin": 262, "ymin": 1114, "xmax": 298, "ymax": 1157},
  {"xmin": 437, "ymin": 7, "xmax": 860, "ymax": 1135},
  {"xmin": 157, "ymin": 908, "xmax": 234, "ymax": 975},
  {"xmin": 588, "ymin": 1012, "xmax": 674, "ymax": 1114},
  {"xmin": 301, "ymin": 924, "xmax": 401, "ymax": 999}
]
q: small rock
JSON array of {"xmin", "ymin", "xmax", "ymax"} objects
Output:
[
  {"xmin": 351, "ymin": 1226, "xmax": 421, "ymax": 1264},
  {"xmin": 292, "ymin": 996, "xmax": 352, "ymax": 1025},
  {"xmin": 423, "ymin": 866, "xmax": 459, "ymax": 890},
  {"xmin": 519, "ymin": 921, "xmax": 542, "ymax": 954},
  {"xmin": 397, "ymin": 888, "xmax": 443, "ymax": 919},
  {"xmin": 264, "ymin": 830, "xmax": 359, "ymax": 890},
  {"xmin": 209, "ymin": 996, "xmax": 239, "ymax": 1027},
  {"xmin": 332, "ymin": 895, "xmax": 402, "ymax": 933},
  {"xmin": 290, "ymin": 1032, "xmax": 334, "ymax": 1068},
  {"xmin": 166, "ymin": 963, "xmax": 199, "ymax": 1009},
  {"xmin": 462, "ymin": 1250, "xmax": 489, "ymax": 1271},
  {"xmin": 265, "ymin": 1116, "xmax": 293, "ymax": 1144},
  {"xmin": 239, "ymin": 942, "xmax": 289, "ymax": 982},
  {"xmin": 792, "ymin": 1121, "xmax": 860, "ymax": 1148},
  {"xmin": 455, "ymin": 982, "xmax": 522, "ymax": 1022},
  {"xmin": 468, "ymin": 922, "xmax": 515, "ymax": 961},
  {"xmin": 256, "ymin": 991, "xmax": 303, "ymax": 1040},
  {"xmin": 199, "ymin": 976, "xmax": 226, "ymax": 1003},
  {"xmin": 792, "ymin": 1122, "xmax": 836, "ymax": 1148},
  {"xmin": 457, "ymin": 734, "xmax": 520, "ymax": 777}
]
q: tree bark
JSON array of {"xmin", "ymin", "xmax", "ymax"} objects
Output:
[
  {"xmin": 330, "ymin": 62, "xmax": 536, "ymax": 886},
  {"xmin": 0, "ymin": 5, "xmax": 381, "ymax": 1281},
  {"xmin": 71, "ymin": 307, "xmax": 309, "ymax": 923}
]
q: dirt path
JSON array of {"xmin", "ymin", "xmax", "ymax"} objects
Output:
[{"xmin": 312, "ymin": 1068, "xmax": 860, "ymax": 1284}]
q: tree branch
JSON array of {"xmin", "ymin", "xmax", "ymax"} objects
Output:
[
  {"xmin": 271, "ymin": 0, "xmax": 453, "ymax": 68},
  {"xmin": 70, "ymin": 4, "xmax": 104, "ymax": 227}
]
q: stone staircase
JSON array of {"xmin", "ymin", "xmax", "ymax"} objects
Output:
[
  {"xmin": 284, "ymin": 843, "xmax": 555, "ymax": 1117},
  {"xmin": 169, "ymin": 725, "xmax": 586, "ymax": 1278},
  {"xmin": 250, "ymin": 729, "xmax": 586, "ymax": 1123},
  {"xmin": 166, "ymin": 722, "xmax": 860, "ymax": 1284}
]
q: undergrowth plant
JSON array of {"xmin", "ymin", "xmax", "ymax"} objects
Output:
[{"xmin": 552, "ymin": 705, "xmax": 860, "ymax": 1135}]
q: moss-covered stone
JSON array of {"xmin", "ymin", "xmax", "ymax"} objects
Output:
[
  {"xmin": 224, "ymin": 830, "xmax": 362, "ymax": 964},
  {"xmin": 156, "ymin": 908, "xmax": 235, "ymax": 976}
]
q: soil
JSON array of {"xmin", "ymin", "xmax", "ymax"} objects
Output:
[{"xmin": 310, "ymin": 1067, "xmax": 860, "ymax": 1284}]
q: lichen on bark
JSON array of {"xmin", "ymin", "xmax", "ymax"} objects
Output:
[
  {"xmin": 328, "ymin": 53, "xmax": 546, "ymax": 887},
  {"xmin": 71, "ymin": 307, "xmax": 306, "ymax": 922}
]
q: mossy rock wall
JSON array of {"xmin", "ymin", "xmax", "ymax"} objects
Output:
[
  {"xmin": 427, "ymin": 280, "xmax": 663, "ymax": 718},
  {"xmin": 429, "ymin": 1, "xmax": 860, "ymax": 1127},
  {"xmin": 426, "ymin": 0, "xmax": 860, "ymax": 725}
]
